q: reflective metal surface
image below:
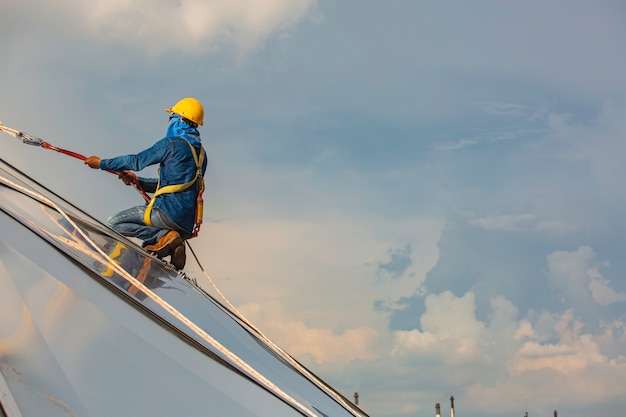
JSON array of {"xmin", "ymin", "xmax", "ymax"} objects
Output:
[{"xmin": 0, "ymin": 160, "xmax": 368, "ymax": 417}]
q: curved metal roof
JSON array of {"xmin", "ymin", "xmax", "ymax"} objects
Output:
[{"xmin": 0, "ymin": 159, "xmax": 368, "ymax": 417}]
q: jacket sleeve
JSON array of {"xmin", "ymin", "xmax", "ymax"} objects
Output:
[{"xmin": 99, "ymin": 138, "xmax": 169, "ymax": 174}]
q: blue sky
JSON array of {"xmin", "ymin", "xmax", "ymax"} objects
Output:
[{"xmin": 2, "ymin": 1, "xmax": 626, "ymax": 416}]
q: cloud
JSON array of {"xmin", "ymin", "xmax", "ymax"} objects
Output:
[
  {"xmin": 469, "ymin": 213, "xmax": 576, "ymax": 235},
  {"xmin": 1, "ymin": 0, "xmax": 318, "ymax": 56},
  {"xmin": 587, "ymin": 266, "xmax": 626, "ymax": 306},
  {"xmin": 546, "ymin": 100, "xmax": 626, "ymax": 200},
  {"xmin": 391, "ymin": 291, "xmax": 491, "ymax": 363},
  {"xmin": 475, "ymin": 102, "xmax": 528, "ymax": 116},
  {"xmin": 377, "ymin": 244, "xmax": 413, "ymax": 280},
  {"xmin": 239, "ymin": 302, "xmax": 379, "ymax": 365},
  {"xmin": 546, "ymin": 246, "xmax": 596, "ymax": 305},
  {"xmin": 383, "ymin": 290, "xmax": 626, "ymax": 416},
  {"xmin": 434, "ymin": 138, "xmax": 479, "ymax": 151},
  {"xmin": 546, "ymin": 246, "xmax": 626, "ymax": 307},
  {"xmin": 511, "ymin": 336, "xmax": 604, "ymax": 375},
  {"xmin": 509, "ymin": 309, "xmax": 603, "ymax": 374},
  {"xmin": 470, "ymin": 213, "xmax": 537, "ymax": 232},
  {"xmin": 93, "ymin": 0, "xmax": 318, "ymax": 54},
  {"xmin": 433, "ymin": 128, "xmax": 546, "ymax": 152}
]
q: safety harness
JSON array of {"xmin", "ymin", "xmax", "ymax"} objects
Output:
[{"xmin": 143, "ymin": 141, "xmax": 205, "ymax": 238}]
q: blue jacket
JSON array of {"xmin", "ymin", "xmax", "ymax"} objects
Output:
[{"xmin": 100, "ymin": 116, "xmax": 208, "ymax": 235}]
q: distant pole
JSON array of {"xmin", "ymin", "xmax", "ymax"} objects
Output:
[
  {"xmin": 436, "ymin": 403, "xmax": 441, "ymax": 417},
  {"xmin": 353, "ymin": 392, "xmax": 359, "ymax": 406},
  {"xmin": 553, "ymin": 411, "xmax": 557, "ymax": 417},
  {"xmin": 450, "ymin": 396, "xmax": 455, "ymax": 417},
  {"xmin": 524, "ymin": 412, "xmax": 528, "ymax": 417}
]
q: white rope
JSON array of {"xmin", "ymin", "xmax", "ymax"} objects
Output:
[
  {"xmin": 0, "ymin": 173, "xmax": 319, "ymax": 417},
  {"xmin": 0, "ymin": 121, "xmax": 44, "ymax": 146}
]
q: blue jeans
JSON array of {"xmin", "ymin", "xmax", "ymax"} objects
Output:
[{"xmin": 106, "ymin": 205, "xmax": 185, "ymax": 246}]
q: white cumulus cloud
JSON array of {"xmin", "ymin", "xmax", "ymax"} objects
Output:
[
  {"xmin": 1, "ymin": 0, "xmax": 319, "ymax": 56},
  {"xmin": 391, "ymin": 291, "xmax": 491, "ymax": 363},
  {"xmin": 546, "ymin": 246, "xmax": 626, "ymax": 306}
]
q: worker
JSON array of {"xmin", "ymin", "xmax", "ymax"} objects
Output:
[{"xmin": 85, "ymin": 97, "xmax": 207, "ymax": 270}]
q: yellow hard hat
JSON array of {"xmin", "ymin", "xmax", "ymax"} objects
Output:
[{"xmin": 166, "ymin": 97, "xmax": 204, "ymax": 126}]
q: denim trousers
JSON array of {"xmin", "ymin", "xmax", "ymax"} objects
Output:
[{"xmin": 106, "ymin": 205, "xmax": 182, "ymax": 246}]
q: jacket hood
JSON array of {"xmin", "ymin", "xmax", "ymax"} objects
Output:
[{"xmin": 165, "ymin": 115, "xmax": 201, "ymax": 146}]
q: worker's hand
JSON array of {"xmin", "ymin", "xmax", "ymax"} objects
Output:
[
  {"xmin": 118, "ymin": 170, "xmax": 138, "ymax": 186},
  {"xmin": 84, "ymin": 156, "xmax": 101, "ymax": 169}
]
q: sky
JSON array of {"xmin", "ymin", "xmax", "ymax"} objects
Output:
[{"xmin": 1, "ymin": 1, "xmax": 626, "ymax": 416}]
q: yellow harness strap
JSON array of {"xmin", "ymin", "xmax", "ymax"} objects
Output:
[{"xmin": 143, "ymin": 142, "xmax": 205, "ymax": 228}]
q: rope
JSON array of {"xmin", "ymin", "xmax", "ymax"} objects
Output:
[{"xmin": 0, "ymin": 121, "xmax": 150, "ymax": 202}]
